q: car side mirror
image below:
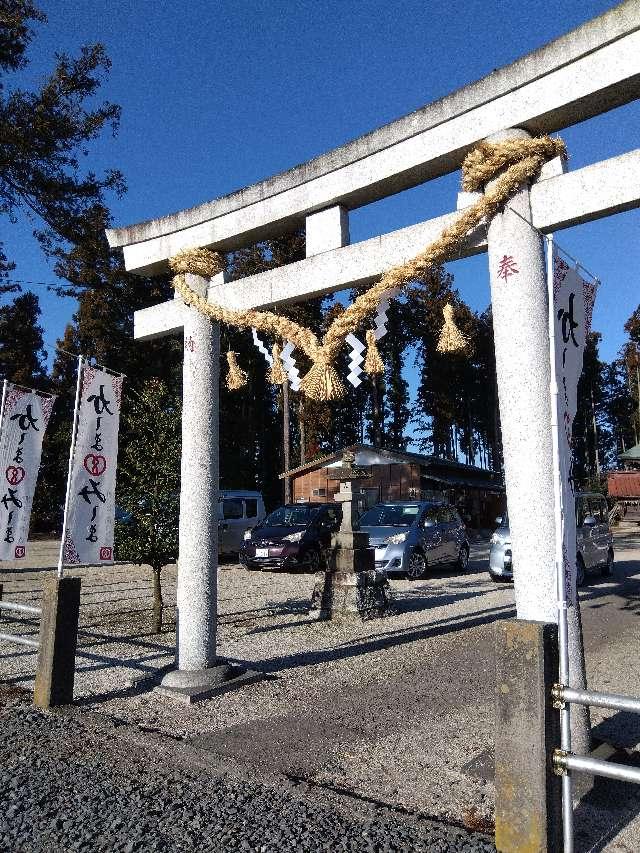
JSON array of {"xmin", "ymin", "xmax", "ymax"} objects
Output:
[
  {"xmin": 583, "ymin": 515, "xmax": 597, "ymax": 527},
  {"xmin": 495, "ymin": 516, "xmax": 503, "ymax": 526}
]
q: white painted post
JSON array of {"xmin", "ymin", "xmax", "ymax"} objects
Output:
[
  {"xmin": 486, "ymin": 128, "xmax": 556, "ymax": 623},
  {"xmin": 173, "ymin": 274, "xmax": 220, "ymax": 672}
]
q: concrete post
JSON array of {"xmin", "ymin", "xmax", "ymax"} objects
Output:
[
  {"xmin": 175, "ymin": 278, "xmax": 219, "ymax": 672},
  {"xmin": 485, "ymin": 128, "xmax": 556, "ymax": 623},
  {"xmin": 33, "ymin": 577, "xmax": 81, "ymax": 708},
  {"xmin": 486, "ymin": 127, "xmax": 590, "ymax": 745},
  {"xmin": 495, "ymin": 620, "xmax": 562, "ymax": 852}
]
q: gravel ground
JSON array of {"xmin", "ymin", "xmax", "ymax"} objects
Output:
[
  {"xmin": 0, "ymin": 689, "xmax": 494, "ymax": 853},
  {"xmin": 2, "ymin": 523, "xmax": 640, "ymax": 851}
]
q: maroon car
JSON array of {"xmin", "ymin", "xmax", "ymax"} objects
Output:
[{"xmin": 240, "ymin": 502, "xmax": 341, "ymax": 572}]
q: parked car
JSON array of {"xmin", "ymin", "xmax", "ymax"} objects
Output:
[
  {"xmin": 240, "ymin": 502, "xmax": 341, "ymax": 571},
  {"xmin": 356, "ymin": 500, "xmax": 469, "ymax": 579},
  {"xmin": 218, "ymin": 491, "xmax": 266, "ymax": 557},
  {"xmin": 489, "ymin": 492, "xmax": 614, "ymax": 585}
]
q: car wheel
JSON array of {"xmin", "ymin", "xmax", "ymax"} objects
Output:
[
  {"xmin": 407, "ymin": 549, "xmax": 427, "ymax": 580},
  {"xmin": 457, "ymin": 544, "xmax": 470, "ymax": 571},
  {"xmin": 576, "ymin": 555, "xmax": 586, "ymax": 587},
  {"xmin": 601, "ymin": 550, "xmax": 614, "ymax": 577},
  {"xmin": 306, "ymin": 548, "xmax": 321, "ymax": 573}
]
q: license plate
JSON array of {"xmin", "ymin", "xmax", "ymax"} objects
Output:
[{"xmin": 255, "ymin": 548, "xmax": 269, "ymax": 558}]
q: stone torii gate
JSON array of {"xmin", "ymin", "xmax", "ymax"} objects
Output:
[{"xmin": 107, "ymin": 2, "xmax": 640, "ymax": 845}]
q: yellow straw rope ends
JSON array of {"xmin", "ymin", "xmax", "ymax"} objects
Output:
[
  {"xmin": 364, "ymin": 330, "xmax": 385, "ymax": 375},
  {"xmin": 225, "ymin": 351, "xmax": 248, "ymax": 390},
  {"xmin": 437, "ymin": 303, "xmax": 467, "ymax": 353},
  {"xmin": 268, "ymin": 343, "xmax": 287, "ymax": 385}
]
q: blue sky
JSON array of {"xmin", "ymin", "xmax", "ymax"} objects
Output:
[{"xmin": 5, "ymin": 0, "xmax": 639, "ymax": 376}]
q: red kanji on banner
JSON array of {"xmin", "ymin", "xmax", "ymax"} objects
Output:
[
  {"xmin": 83, "ymin": 454, "xmax": 107, "ymax": 476},
  {"xmin": 5, "ymin": 466, "xmax": 25, "ymax": 486}
]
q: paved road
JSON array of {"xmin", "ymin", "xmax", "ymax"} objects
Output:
[{"xmin": 1, "ymin": 522, "xmax": 640, "ymax": 851}]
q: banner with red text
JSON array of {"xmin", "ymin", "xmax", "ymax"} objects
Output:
[
  {"xmin": 62, "ymin": 368, "xmax": 123, "ymax": 565},
  {"xmin": 0, "ymin": 386, "xmax": 56, "ymax": 560}
]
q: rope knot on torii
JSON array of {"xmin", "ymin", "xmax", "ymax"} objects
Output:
[{"xmin": 168, "ymin": 135, "xmax": 566, "ymax": 401}]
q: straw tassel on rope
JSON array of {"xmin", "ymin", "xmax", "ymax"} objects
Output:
[
  {"xmin": 298, "ymin": 356, "xmax": 346, "ymax": 401},
  {"xmin": 436, "ymin": 303, "xmax": 467, "ymax": 353},
  {"xmin": 364, "ymin": 330, "xmax": 385, "ymax": 375},
  {"xmin": 268, "ymin": 343, "xmax": 287, "ymax": 385},
  {"xmin": 225, "ymin": 351, "xmax": 248, "ymax": 390}
]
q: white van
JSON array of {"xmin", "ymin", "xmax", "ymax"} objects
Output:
[{"xmin": 218, "ymin": 491, "xmax": 266, "ymax": 557}]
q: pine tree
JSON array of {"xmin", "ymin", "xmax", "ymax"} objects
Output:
[
  {"xmin": 114, "ymin": 378, "xmax": 181, "ymax": 633},
  {"xmin": 0, "ymin": 291, "xmax": 47, "ymax": 387},
  {"xmin": 1, "ymin": 3, "xmax": 123, "ymax": 280}
]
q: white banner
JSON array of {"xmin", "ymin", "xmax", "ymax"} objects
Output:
[
  {"xmin": 550, "ymin": 245, "xmax": 598, "ymax": 604},
  {"xmin": 62, "ymin": 367, "xmax": 123, "ymax": 565},
  {"xmin": 0, "ymin": 386, "xmax": 56, "ymax": 560}
]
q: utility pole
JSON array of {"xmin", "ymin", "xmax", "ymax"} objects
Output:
[
  {"xmin": 283, "ymin": 381, "xmax": 291, "ymax": 504},
  {"xmin": 590, "ymin": 386, "xmax": 601, "ymax": 478}
]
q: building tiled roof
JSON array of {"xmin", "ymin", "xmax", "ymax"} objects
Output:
[
  {"xmin": 619, "ymin": 442, "xmax": 640, "ymax": 461},
  {"xmin": 279, "ymin": 444, "xmax": 500, "ymax": 480}
]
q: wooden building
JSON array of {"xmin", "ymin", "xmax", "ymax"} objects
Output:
[
  {"xmin": 608, "ymin": 442, "xmax": 640, "ymax": 500},
  {"xmin": 280, "ymin": 445, "xmax": 504, "ymax": 530}
]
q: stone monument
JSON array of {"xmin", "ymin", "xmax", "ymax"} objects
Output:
[{"xmin": 310, "ymin": 451, "xmax": 390, "ymax": 620}]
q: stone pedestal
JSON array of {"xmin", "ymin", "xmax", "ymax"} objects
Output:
[{"xmin": 310, "ymin": 528, "xmax": 390, "ymax": 621}]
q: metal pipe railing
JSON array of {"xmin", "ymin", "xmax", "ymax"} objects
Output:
[
  {"xmin": 0, "ymin": 631, "xmax": 39, "ymax": 649},
  {"xmin": 554, "ymin": 751, "xmax": 640, "ymax": 785},
  {"xmin": 0, "ymin": 600, "xmax": 41, "ymax": 616},
  {"xmin": 554, "ymin": 684, "xmax": 640, "ymax": 715}
]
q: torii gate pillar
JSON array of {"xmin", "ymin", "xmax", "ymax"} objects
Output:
[{"xmin": 150, "ymin": 273, "xmax": 262, "ymax": 701}]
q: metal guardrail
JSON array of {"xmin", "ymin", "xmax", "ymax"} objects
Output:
[
  {"xmin": 0, "ymin": 584, "xmax": 41, "ymax": 648},
  {"xmin": 554, "ymin": 751, "xmax": 640, "ymax": 785},
  {"xmin": 0, "ymin": 599, "xmax": 41, "ymax": 617},
  {"xmin": 552, "ymin": 683, "xmax": 640, "ymax": 791},
  {"xmin": 0, "ymin": 632, "xmax": 38, "ymax": 649},
  {"xmin": 554, "ymin": 684, "xmax": 640, "ymax": 715}
]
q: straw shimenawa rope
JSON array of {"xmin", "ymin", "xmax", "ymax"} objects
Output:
[{"xmin": 170, "ymin": 135, "xmax": 566, "ymax": 400}]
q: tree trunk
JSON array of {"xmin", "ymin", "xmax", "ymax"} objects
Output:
[
  {"xmin": 151, "ymin": 565, "xmax": 163, "ymax": 634},
  {"xmin": 283, "ymin": 382, "xmax": 291, "ymax": 503},
  {"xmin": 371, "ymin": 377, "xmax": 383, "ymax": 448},
  {"xmin": 299, "ymin": 397, "xmax": 306, "ymax": 465}
]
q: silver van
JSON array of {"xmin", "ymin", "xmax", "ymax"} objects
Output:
[
  {"xmin": 218, "ymin": 491, "xmax": 266, "ymax": 557},
  {"xmin": 489, "ymin": 492, "xmax": 614, "ymax": 585}
]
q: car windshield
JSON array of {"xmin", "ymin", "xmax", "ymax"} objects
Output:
[
  {"xmin": 262, "ymin": 505, "xmax": 319, "ymax": 527},
  {"xmin": 358, "ymin": 504, "xmax": 421, "ymax": 527}
]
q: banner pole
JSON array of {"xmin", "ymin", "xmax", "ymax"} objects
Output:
[
  {"xmin": 57, "ymin": 356, "xmax": 84, "ymax": 580},
  {"xmin": 547, "ymin": 234, "xmax": 574, "ymax": 851},
  {"xmin": 0, "ymin": 379, "xmax": 7, "ymax": 446}
]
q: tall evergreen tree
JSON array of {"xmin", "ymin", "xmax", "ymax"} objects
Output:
[
  {"xmin": 1, "ymin": 1, "xmax": 124, "ymax": 280},
  {"xmin": 0, "ymin": 290, "xmax": 47, "ymax": 387}
]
